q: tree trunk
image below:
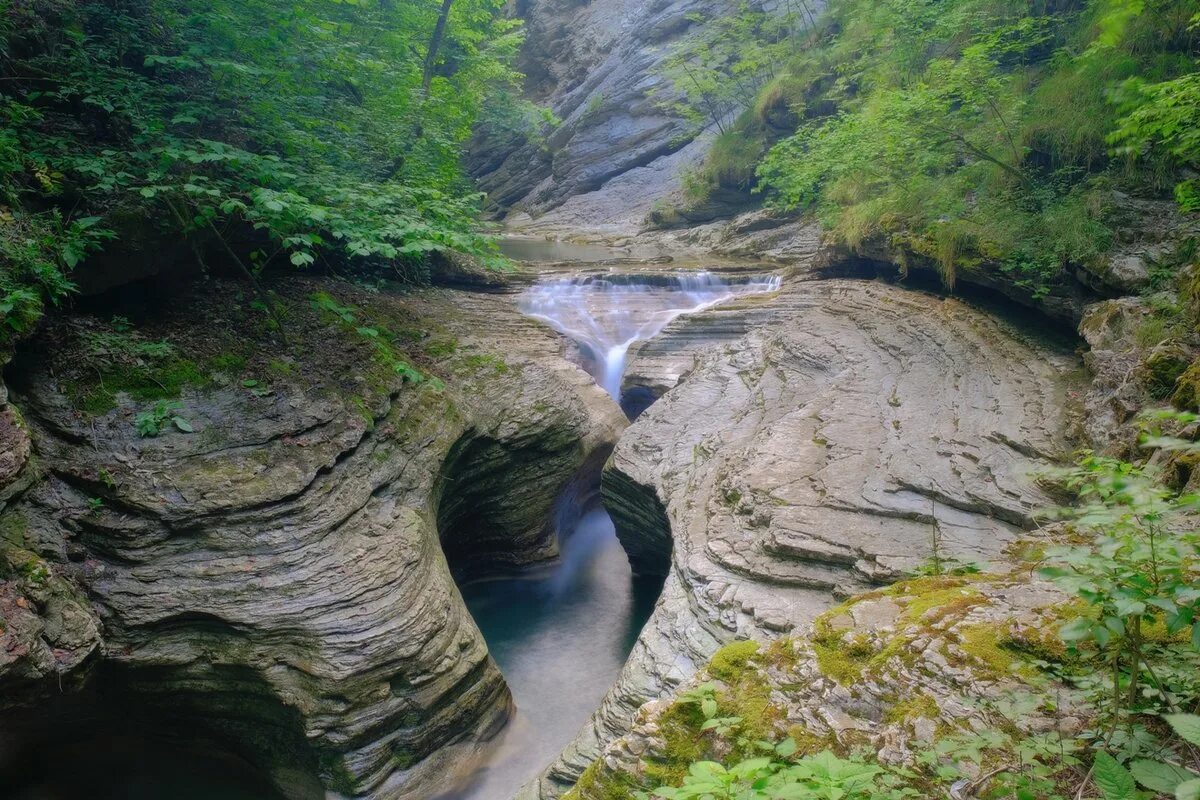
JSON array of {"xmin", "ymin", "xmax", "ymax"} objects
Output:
[
  {"xmin": 421, "ymin": 0, "xmax": 454, "ymax": 100},
  {"xmin": 384, "ymin": 0, "xmax": 455, "ymax": 181}
]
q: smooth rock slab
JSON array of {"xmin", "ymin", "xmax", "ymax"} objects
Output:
[{"xmin": 522, "ymin": 277, "xmax": 1080, "ymax": 798}]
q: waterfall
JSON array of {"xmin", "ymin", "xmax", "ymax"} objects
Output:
[
  {"xmin": 518, "ymin": 272, "xmax": 781, "ymax": 400},
  {"xmin": 438, "ymin": 270, "xmax": 781, "ymax": 800}
]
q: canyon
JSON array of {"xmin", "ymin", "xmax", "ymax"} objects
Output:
[{"xmin": 1, "ymin": 1, "xmax": 1196, "ymax": 798}]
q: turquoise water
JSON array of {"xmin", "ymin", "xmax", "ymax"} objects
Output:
[{"xmin": 449, "ymin": 503, "xmax": 658, "ymax": 800}]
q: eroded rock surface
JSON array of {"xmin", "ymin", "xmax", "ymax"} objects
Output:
[
  {"xmin": 0, "ymin": 280, "xmax": 625, "ymax": 799},
  {"xmin": 572, "ymin": 572, "xmax": 1080, "ymax": 799},
  {"xmin": 522, "ymin": 277, "xmax": 1080, "ymax": 797},
  {"xmin": 470, "ymin": 0, "xmax": 794, "ymax": 233}
]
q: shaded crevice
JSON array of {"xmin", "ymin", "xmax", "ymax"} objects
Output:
[
  {"xmin": 435, "ymin": 429, "xmax": 569, "ymax": 578},
  {"xmin": 0, "ymin": 661, "xmax": 316, "ymax": 800},
  {"xmin": 600, "ymin": 464, "xmax": 673, "ymax": 581}
]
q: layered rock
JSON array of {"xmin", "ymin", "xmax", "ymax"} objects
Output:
[
  {"xmin": 569, "ymin": 571, "xmax": 1081, "ymax": 798},
  {"xmin": 0, "ymin": 346, "xmax": 102, "ymax": 699},
  {"xmin": 521, "ymin": 276, "xmax": 1081, "ymax": 797},
  {"xmin": 470, "ymin": 0, "xmax": 788, "ymax": 233},
  {"xmin": 0, "ymin": 279, "xmax": 625, "ymax": 799}
]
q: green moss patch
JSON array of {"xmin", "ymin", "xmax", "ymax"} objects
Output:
[
  {"xmin": 883, "ymin": 692, "xmax": 940, "ymax": 724},
  {"xmin": 708, "ymin": 640, "xmax": 760, "ymax": 681}
]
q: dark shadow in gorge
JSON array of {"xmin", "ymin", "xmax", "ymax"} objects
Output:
[
  {"xmin": 818, "ymin": 255, "xmax": 1084, "ymax": 346},
  {"xmin": 0, "ymin": 662, "xmax": 308, "ymax": 800}
]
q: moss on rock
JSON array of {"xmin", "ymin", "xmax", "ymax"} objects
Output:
[
  {"xmin": 1143, "ymin": 340, "xmax": 1193, "ymax": 399},
  {"xmin": 1172, "ymin": 357, "xmax": 1200, "ymax": 410},
  {"xmin": 708, "ymin": 640, "xmax": 760, "ymax": 682}
]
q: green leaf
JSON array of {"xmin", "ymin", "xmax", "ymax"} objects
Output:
[
  {"xmin": 1060, "ymin": 618, "xmax": 1093, "ymax": 641},
  {"xmin": 1093, "ymin": 751, "xmax": 1137, "ymax": 800},
  {"xmin": 1131, "ymin": 759, "xmax": 1198, "ymax": 793},
  {"xmin": 171, "ymin": 416, "xmax": 194, "ymax": 433},
  {"xmin": 1179, "ymin": 779, "xmax": 1200, "ymax": 800},
  {"xmin": 700, "ymin": 698, "xmax": 718, "ymax": 719},
  {"xmin": 1167, "ymin": 715, "xmax": 1200, "ymax": 747},
  {"xmin": 775, "ymin": 738, "xmax": 798, "ymax": 758}
]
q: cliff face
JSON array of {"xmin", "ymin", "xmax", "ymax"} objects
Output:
[
  {"xmin": 0, "ymin": 278, "xmax": 625, "ymax": 799},
  {"xmin": 469, "ymin": 0, "xmax": 769, "ymax": 234}
]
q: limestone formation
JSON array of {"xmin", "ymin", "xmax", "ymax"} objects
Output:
[
  {"xmin": 521, "ymin": 277, "xmax": 1081, "ymax": 797},
  {"xmin": 470, "ymin": 0, "xmax": 791, "ymax": 232},
  {"xmin": 574, "ymin": 573, "xmax": 1082, "ymax": 798},
  {"xmin": 0, "ymin": 279, "xmax": 625, "ymax": 799}
]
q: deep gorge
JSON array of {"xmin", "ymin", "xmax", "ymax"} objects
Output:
[{"xmin": 3, "ymin": 0, "xmax": 1200, "ymax": 798}]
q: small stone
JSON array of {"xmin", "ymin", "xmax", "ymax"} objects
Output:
[
  {"xmin": 912, "ymin": 717, "xmax": 936, "ymax": 742},
  {"xmin": 850, "ymin": 598, "xmax": 901, "ymax": 630}
]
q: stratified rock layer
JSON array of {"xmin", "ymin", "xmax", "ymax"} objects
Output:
[
  {"xmin": 471, "ymin": 0, "xmax": 792, "ymax": 232},
  {"xmin": 2, "ymin": 280, "xmax": 625, "ymax": 799},
  {"xmin": 573, "ymin": 572, "xmax": 1081, "ymax": 799},
  {"xmin": 522, "ymin": 277, "xmax": 1080, "ymax": 797}
]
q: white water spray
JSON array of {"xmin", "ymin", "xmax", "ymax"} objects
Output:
[{"xmin": 518, "ymin": 272, "xmax": 781, "ymax": 399}]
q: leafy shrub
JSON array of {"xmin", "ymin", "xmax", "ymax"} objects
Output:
[
  {"xmin": 134, "ymin": 400, "xmax": 193, "ymax": 437},
  {"xmin": 673, "ymin": 0, "xmax": 1199, "ymax": 296},
  {"xmin": 650, "ymin": 748, "xmax": 898, "ymax": 800},
  {"xmin": 0, "ymin": 0, "xmax": 532, "ymax": 349}
]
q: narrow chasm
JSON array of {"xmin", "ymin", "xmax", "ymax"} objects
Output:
[
  {"xmin": 441, "ymin": 268, "xmax": 781, "ymax": 799},
  {"xmin": 434, "ymin": 434, "xmax": 658, "ymax": 800}
]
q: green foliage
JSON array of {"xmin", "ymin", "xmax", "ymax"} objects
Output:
[
  {"xmin": 1033, "ymin": 411, "xmax": 1200, "ymax": 798},
  {"xmin": 0, "ymin": 0, "xmax": 529, "ymax": 348},
  {"xmin": 0, "ymin": 210, "xmax": 105, "ymax": 350},
  {"xmin": 1040, "ymin": 423, "xmax": 1200, "ymax": 717},
  {"xmin": 656, "ymin": 4, "xmax": 806, "ymax": 136},
  {"xmin": 134, "ymin": 399, "xmax": 192, "ymax": 437},
  {"xmin": 309, "ymin": 291, "xmax": 434, "ymax": 387},
  {"xmin": 667, "ymin": 0, "xmax": 1200, "ymax": 296},
  {"xmin": 1093, "ymin": 750, "xmax": 1138, "ymax": 800},
  {"xmin": 1111, "ymin": 47, "xmax": 1200, "ymax": 210},
  {"xmin": 649, "ymin": 749, "xmax": 905, "ymax": 800}
]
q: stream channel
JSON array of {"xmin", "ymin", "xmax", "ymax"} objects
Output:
[
  {"xmin": 447, "ymin": 262, "xmax": 781, "ymax": 799},
  {"xmin": 0, "ymin": 255, "xmax": 782, "ymax": 800}
]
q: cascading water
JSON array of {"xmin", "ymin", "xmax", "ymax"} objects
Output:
[
  {"xmin": 450, "ymin": 270, "xmax": 780, "ymax": 800},
  {"xmin": 518, "ymin": 272, "xmax": 782, "ymax": 401}
]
